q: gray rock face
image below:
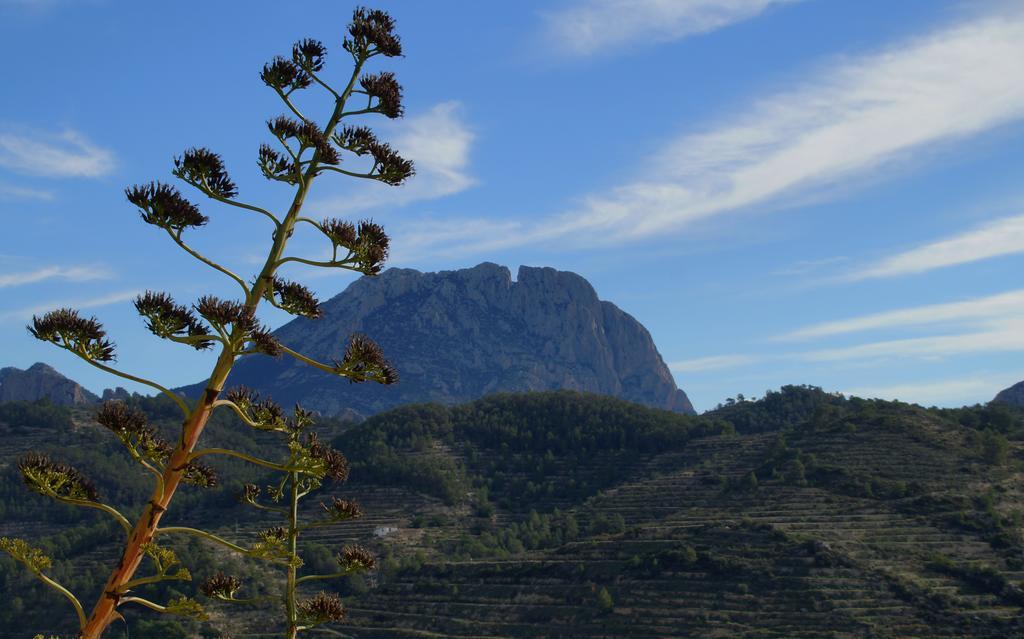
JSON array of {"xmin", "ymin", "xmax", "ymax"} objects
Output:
[
  {"xmin": 200, "ymin": 263, "xmax": 694, "ymax": 417},
  {"xmin": 993, "ymin": 381, "xmax": 1024, "ymax": 408},
  {"xmin": 0, "ymin": 362, "xmax": 99, "ymax": 405}
]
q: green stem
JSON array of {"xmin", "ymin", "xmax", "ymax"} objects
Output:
[
  {"xmin": 56, "ymin": 497, "xmax": 131, "ymax": 534},
  {"xmin": 155, "ymin": 526, "xmax": 251, "ymax": 556},
  {"xmin": 275, "ymin": 255, "xmax": 357, "ymax": 270},
  {"xmin": 286, "ymin": 471, "xmax": 300, "ymax": 637},
  {"xmin": 80, "ymin": 357, "xmax": 190, "ymax": 417},
  {"xmin": 167, "ymin": 228, "xmax": 251, "ymax": 297},
  {"xmin": 278, "ymin": 344, "xmax": 341, "ymax": 377},
  {"xmin": 36, "ymin": 571, "xmax": 86, "ymax": 630},
  {"xmin": 189, "ymin": 447, "xmax": 290, "ymax": 472},
  {"xmin": 118, "ymin": 596, "xmax": 166, "ymax": 613},
  {"xmin": 119, "ymin": 572, "xmax": 183, "ymax": 591},
  {"xmin": 296, "ymin": 568, "xmax": 354, "ymax": 584}
]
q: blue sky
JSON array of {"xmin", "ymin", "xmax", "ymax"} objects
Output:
[{"xmin": 1, "ymin": 0, "xmax": 1022, "ymax": 412}]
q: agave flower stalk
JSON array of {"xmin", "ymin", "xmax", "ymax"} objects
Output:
[
  {"xmin": 2, "ymin": 7, "xmax": 409, "ymax": 638},
  {"xmin": 196, "ymin": 400, "xmax": 376, "ymax": 637}
]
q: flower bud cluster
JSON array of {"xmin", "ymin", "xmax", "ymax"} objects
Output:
[
  {"xmin": 345, "ymin": 7, "xmax": 402, "ymax": 58},
  {"xmin": 29, "ymin": 308, "xmax": 116, "ymax": 362},
  {"xmin": 298, "ymin": 591, "xmax": 346, "ymax": 625},
  {"xmin": 135, "ymin": 291, "xmax": 213, "ymax": 350},
  {"xmin": 126, "ymin": 182, "xmax": 207, "ymax": 232},
  {"xmin": 267, "ymin": 277, "xmax": 322, "ymax": 319},
  {"xmin": 336, "ymin": 333, "xmax": 398, "ymax": 384},
  {"xmin": 173, "ymin": 147, "xmax": 238, "ymax": 199},
  {"xmin": 18, "ymin": 453, "xmax": 100, "ymax": 502}
]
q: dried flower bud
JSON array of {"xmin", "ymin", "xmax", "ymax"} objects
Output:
[
  {"xmin": 126, "ymin": 182, "xmax": 207, "ymax": 231},
  {"xmin": 248, "ymin": 326, "xmax": 283, "ymax": 357},
  {"xmin": 321, "ymin": 497, "xmax": 363, "ymax": 521},
  {"xmin": 194, "ymin": 296, "xmax": 253, "ymax": 330},
  {"xmin": 200, "ymin": 572, "xmax": 242, "ymax": 600},
  {"xmin": 250, "ymin": 526, "xmax": 290, "ymax": 561},
  {"xmin": 332, "ymin": 125, "xmax": 377, "ymax": 155},
  {"xmin": 182, "ymin": 461, "xmax": 218, "ymax": 488},
  {"xmin": 261, "ymin": 56, "xmax": 311, "ymax": 92},
  {"xmin": 241, "ymin": 483, "xmax": 260, "ymax": 504},
  {"xmin": 360, "ymin": 72, "xmax": 403, "ymax": 118},
  {"xmin": 297, "ymin": 591, "xmax": 347, "ymax": 625},
  {"xmin": 339, "ymin": 545, "xmax": 376, "ymax": 572},
  {"xmin": 173, "ymin": 147, "xmax": 238, "ymax": 199},
  {"xmin": 258, "ymin": 143, "xmax": 299, "ymax": 184},
  {"xmin": 292, "ymin": 38, "xmax": 327, "ymax": 72},
  {"xmin": 289, "ymin": 404, "xmax": 316, "ymax": 432},
  {"xmin": 337, "ymin": 333, "xmax": 397, "ymax": 384},
  {"xmin": 356, "ymin": 219, "xmax": 390, "ymax": 274},
  {"xmin": 0, "ymin": 537, "xmax": 52, "ymax": 573},
  {"xmin": 226, "ymin": 386, "xmax": 257, "ymax": 412},
  {"xmin": 96, "ymin": 400, "xmax": 148, "ymax": 436},
  {"xmin": 321, "ymin": 218, "xmax": 357, "ymax": 247},
  {"xmin": 18, "ymin": 453, "xmax": 99, "ymax": 502},
  {"xmin": 306, "ymin": 432, "xmax": 349, "ymax": 482},
  {"xmin": 29, "ymin": 308, "xmax": 116, "ymax": 362},
  {"xmin": 94, "ymin": 401, "xmax": 170, "ymax": 464},
  {"xmin": 268, "ymin": 115, "xmax": 302, "ymax": 140},
  {"xmin": 368, "ymin": 141, "xmax": 414, "ymax": 186},
  {"xmin": 267, "ymin": 277, "xmax": 321, "ymax": 319},
  {"xmin": 135, "ymin": 291, "xmax": 213, "ymax": 350},
  {"xmin": 346, "ymin": 7, "xmax": 402, "ymax": 58}
]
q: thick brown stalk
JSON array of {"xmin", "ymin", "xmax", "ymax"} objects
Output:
[
  {"xmin": 79, "ymin": 352, "xmax": 233, "ymax": 638},
  {"xmin": 78, "ymin": 54, "xmax": 365, "ymax": 637}
]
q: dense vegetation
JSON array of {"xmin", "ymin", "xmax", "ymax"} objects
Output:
[{"xmin": 1, "ymin": 387, "xmax": 1023, "ymax": 637}]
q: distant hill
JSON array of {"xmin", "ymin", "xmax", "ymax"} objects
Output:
[
  {"xmin": 993, "ymin": 381, "xmax": 1024, "ymax": 407},
  {"xmin": 2, "ymin": 387, "xmax": 1023, "ymax": 637},
  {"xmin": 181, "ymin": 262, "xmax": 695, "ymax": 416},
  {"xmin": 0, "ymin": 362, "xmax": 98, "ymax": 406}
]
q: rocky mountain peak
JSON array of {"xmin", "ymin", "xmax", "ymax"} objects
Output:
[
  {"xmin": 993, "ymin": 381, "xmax": 1024, "ymax": 408},
  {"xmin": 0, "ymin": 362, "xmax": 99, "ymax": 406},
  {"xmin": 185, "ymin": 263, "xmax": 695, "ymax": 417}
]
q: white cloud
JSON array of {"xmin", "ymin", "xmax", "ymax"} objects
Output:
[
  {"xmin": 313, "ymin": 102, "xmax": 475, "ymax": 214},
  {"xmin": 0, "ymin": 182, "xmax": 54, "ymax": 200},
  {"xmin": 778, "ymin": 289, "xmax": 1024, "ymax": 341},
  {"xmin": 415, "ymin": 10, "xmax": 1024, "ymax": 258},
  {"xmin": 0, "ymin": 265, "xmax": 112, "ymax": 289},
  {"xmin": 544, "ymin": 0, "xmax": 802, "ymax": 57},
  {"xmin": 0, "ymin": 289, "xmax": 139, "ymax": 322},
  {"xmin": 800, "ymin": 319, "xmax": 1024, "ymax": 362},
  {"xmin": 848, "ymin": 214, "xmax": 1024, "ymax": 280},
  {"xmin": 669, "ymin": 354, "xmax": 758, "ymax": 373},
  {"xmin": 0, "ymin": 129, "xmax": 115, "ymax": 178},
  {"xmin": 843, "ymin": 374, "xmax": 1018, "ymax": 407}
]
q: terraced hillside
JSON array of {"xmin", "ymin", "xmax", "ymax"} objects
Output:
[{"xmin": 1, "ymin": 389, "xmax": 1022, "ymax": 638}]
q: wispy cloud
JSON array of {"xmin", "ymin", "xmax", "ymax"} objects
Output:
[
  {"xmin": 0, "ymin": 129, "xmax": 115, "ymax": 178},
  {"xmin": 543, "ymin": 0, "xmax": 802, "ymax": 57},
  {"xmin": 413, "ymin": 10, "xmax": 1024, "ymax": 258},
  {"xmin": 778, "ymin": 289, "xmax": 1024, "ymax": 341},
  {"xmin": 0, "ymin": 182, "xmax": 54, "ymax": 201},
  {"xmin": 669, "ymin": 354, "xmax": 758, "ymax": 373},
  {"xmin": 312, "ymin": 102, "xmax": 474, "ymax": 214},
  {"xmin": 0, "ymin": 289, "xmax": 138, "ymax": 322},
  {"xmin": 847, "ymin": 214, "xmax": 1024, "ymax": 280},
  {"xmin": 0, "ymin": 265, "xmax": 112, "ymax": 289},
  {"xmin": 801, "ymin": 320, "xmax": 1024, "ymax": 362}
]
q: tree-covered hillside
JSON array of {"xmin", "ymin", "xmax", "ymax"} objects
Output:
[{"xmin": 1, "ymin": 388, "xmax": 1023, "ymax": 637}]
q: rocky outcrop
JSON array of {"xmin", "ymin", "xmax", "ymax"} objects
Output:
[
  {"xmin": 993, "ymin": 381, "xmax": 1024, "ymax": 408},
  {"xmin": 0, "ymin": 362, "xmax": 99, "ymax": 406},
  {"xmin": 188, "ymin": 263, "xmax": 694, "ymax": 417}
]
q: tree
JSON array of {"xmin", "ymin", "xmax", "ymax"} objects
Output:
[{"xmin": 1, "ymin": 7, "xmax": 412, "ymax": 638}]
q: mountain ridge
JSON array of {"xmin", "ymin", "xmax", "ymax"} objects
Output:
[{"xmin": 182, "ymin": 262, "xmax": 695, "ymax": 416}]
